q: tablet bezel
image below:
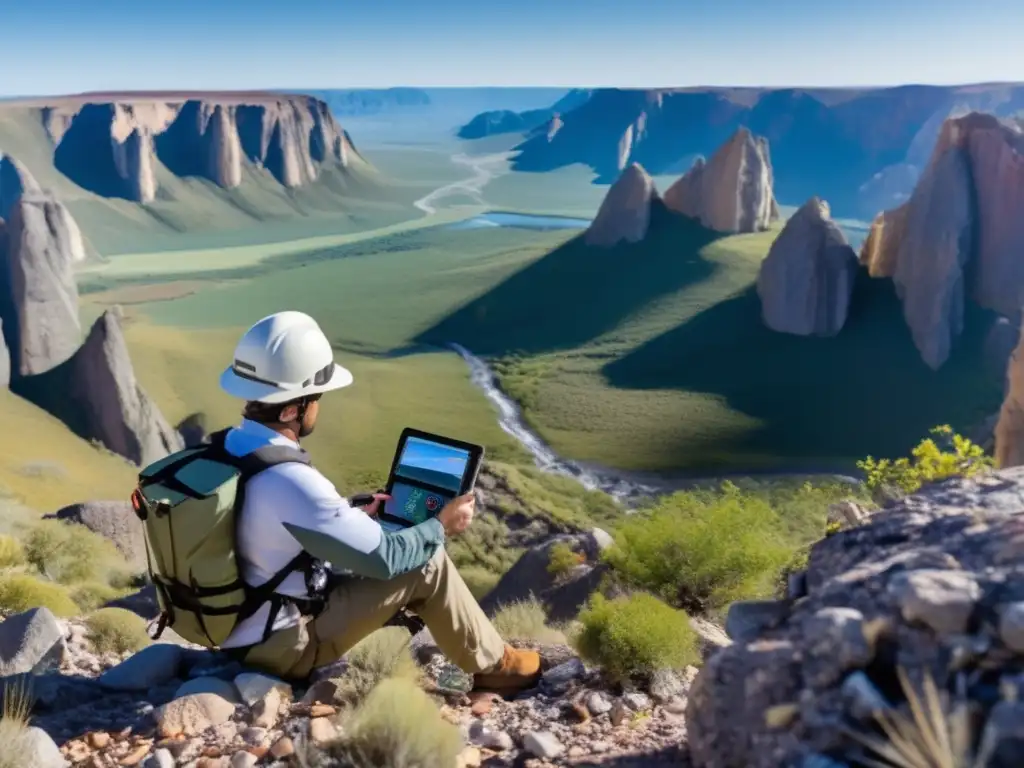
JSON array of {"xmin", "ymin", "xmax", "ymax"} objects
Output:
[{"xmin": 378, "ymin": 427, "xmax": 485, "ymax": 529}]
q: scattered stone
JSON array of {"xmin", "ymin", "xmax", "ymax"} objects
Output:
[
  {"xmin": 457, "ymin": 745, "xmax": 483, "ymax": 767},
  {"xmin": 724, "ymin": 599, "xmax": 789, "ymax": 642},
  {"xmin": 300, "ymin": 678, "xmax": 338, "ymax": 706},
  {"xmin": 610, "ymin": 699, "xmax": 630, "ymax": 727},
  {"xmin": 230, "ymin": 752, "xmax": 258, "ymax": 768},
  {"xmin": 0, "ymin": 607, "xmax": 65, "ymax": 676},
  {"xmin": 586, "ymin": 691, "xmax": 612, "ymax": 716},
  {"xmin": 841, "ymin": 671, "xmax": 891, "ymax": 720},
  {"xmin": 622, "ymin": 692, "xmax": 652, "ymax": 712},
  {"xmin": 541, "ymin": 657, "xmax": 585, "ymax": 686},
  {"xmin": 523, "ymin": 730, "xmax": 565, "ymax": 760},
  {"xmin": 269, "ymin": 735, "xmax": 294, "ymax": 759},
  {"xmin": 827, "ymin": 501, "xmax": 869, "ymax": 529},
  {"xmin": 145, "ymin": 748, "xmax": 175, "ymax": 768},
  {"xmin": 801, "ymin": 607, "xmax": 874, "ymax": 688},
  {"xmin": 22, "ymin": 726, "xmax": 66, "ymax": 768},
  {"xmin": 889, "ymin": 569, "xmax": 981, "ymax": 635},
  {"xmin": 99, "ymin": 644, "xmax": 183, "ymax": 691},
  {"xmin": 157, "ymin": 693, "xmax": 237, "ymax": 737},
  {"xmin": 233, "ymin": 672, "xmax": 291, "ymax": 708},
  {"xmin": 308, "ymin": 703, "xmax": 336, "ymax": 718},
  {"xmin": 998, "ymin": 602, "xmax": 1024, "ymax": 652},
  {"xmin": 309, "ymin": 717, "xmax": 339, "ymax": 745},
  {"xmin": 174, "ymin": 676, "xmax": 240, "ymax": 702}
]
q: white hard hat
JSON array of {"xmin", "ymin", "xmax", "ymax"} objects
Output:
[{"xmin": 219, "ymin": 311, "xmax": 353, "ymax": 404}]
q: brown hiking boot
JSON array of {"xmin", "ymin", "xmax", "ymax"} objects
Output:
[{"xmin": 472, "ymin": 646, "xmax": 542, "ymax": 695}]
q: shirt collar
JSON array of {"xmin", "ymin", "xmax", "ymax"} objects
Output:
[{"xmin": 237, "ymin": 418, "xmax": 300, "ymax": 448}]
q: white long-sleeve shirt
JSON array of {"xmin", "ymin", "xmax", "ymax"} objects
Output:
[{"xmin": 220, "ymin": 419, "xmax": 444, "ymax": 648}]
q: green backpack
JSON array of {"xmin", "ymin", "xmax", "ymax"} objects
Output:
[{"xmin": 131, "ymin": 428, "xmax": 314, "ymax": 649}]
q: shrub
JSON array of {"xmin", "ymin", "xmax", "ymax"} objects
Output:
[
  {"xmin": 21, "ymin": 519, "xmax": 126, "ymax": 586},
  {"xmin": 0, "ymin": 573, "xmax": 79, "ymax": 617},
  {"xmin": 84, "ymin": 608, "xmax": 150, "ymax": 654},
  {"xmin": 331, "ymin": 627, "xmax": 421, "ymax": 707},
  {"xmin": 857, "ymin": 425, "xmax": 993, "ymax": 498},
  {"xmin": 70, "ymin": 582, "xmax": 131, "ymax": 613},
  {"xmin": 491, "ymin": 597, "xmax": 566, "ymax": 644},
  {"xmin": 574, "ymin": 593, "xmax": 698, "ymax": 683},
  {"xmin": 603, "ymin": 484, "xmax": 793, "ymax": 614},
  {"xmin": 547, "ymin": 541, "xmax": 584, "ymax": 580},
  {"xmin": 303, "ymin": 677, "xmax": 463, "ymax": 768},
  {"xmin": 0, "ymin": 536, "xmax": 24, "ymax": 569}
]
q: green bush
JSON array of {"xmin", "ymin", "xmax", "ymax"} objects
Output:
[
  {"xmin": 858, "ymin": 425, "xmax": 993, "ymax": 497},
  {"xmin": 547, "ymin": 541, "xmax": 584, "ymax": 580},
  {"xmin": 21, "ymin": 519, "xmax": 127, "ymax": 586},
  {"xmin": 0, "ymin": 573, "xmax": 79, "ymax": 617},
  {"xmin": 0, "ymin": 536, "xmax": 24, "ymax": 569},
  {"xmin": 331, "ymin": 627, "xmax": 421, "ymax": 707},
  {"xmin": 84, "ymin": 608, "xmax": 150, "ymax": 654},
  {"xmin": 603, "ymin": 483, "xmax": 794, "ymax": 614},
  {"xmin": 70, "ymin": 582, "xmax": 131, "ymax": 613},
  {"xmin": 491, "ymin": 597, "xmax": 566, "ymax": 644},
  {"xmin": 304, "ymin": 678, "xmax": 463, "ymax": 768},
  {"xmin": 574, "ymin": 593, "xmax": 698, "ymax": 683}
]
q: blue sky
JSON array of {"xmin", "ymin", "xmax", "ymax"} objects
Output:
[
  {"xmin": 400, "ymin": 437, "xmax": 469, "ymax": 477},
  {"xmin": 2, "ymin": 0, "xmax": 1022, "ymax": 95}
]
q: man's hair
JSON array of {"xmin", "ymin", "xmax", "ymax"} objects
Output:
[{"xmin": 243, "ymin": 395, "xmax": 320, "ymax": 425}]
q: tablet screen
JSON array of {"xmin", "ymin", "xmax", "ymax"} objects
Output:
[{"xmin": 383, "ymin": 436, "xmax": 471, "ymax": 526}]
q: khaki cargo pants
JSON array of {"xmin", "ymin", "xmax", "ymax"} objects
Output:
[{"xmin": 240, "ymin": 547, "xmax": 506, "ymax": 680}]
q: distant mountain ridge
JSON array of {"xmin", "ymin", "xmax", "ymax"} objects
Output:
[
  {"xmin": 491, "ymin": 83, "xmax": 1024, "ymax": 218},
  {"xmin": 457, "ymin": 89, "xmax": 592, "ymax": 139}
]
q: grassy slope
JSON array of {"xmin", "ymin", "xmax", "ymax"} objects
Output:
[{"xmin": 0, "ymin": 390, "xmax": 139, "ymax": 512}]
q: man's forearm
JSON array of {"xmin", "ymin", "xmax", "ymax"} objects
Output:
[{"xmin": 337, "ymin": 518, "xmax": 446, "ymax": 580}]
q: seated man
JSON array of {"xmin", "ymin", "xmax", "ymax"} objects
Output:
[{"xmin": 217, "ymin": 310, "xmax": 540, "ymax": 694}]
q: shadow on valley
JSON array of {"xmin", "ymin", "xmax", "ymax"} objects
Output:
[
  {"xmin": 415, "ymin": 205, "xmax": 723, "ymax": 355},
  {"xmin": 603, "ymin": 270, "xmax": 1004, "ymax": 465}
]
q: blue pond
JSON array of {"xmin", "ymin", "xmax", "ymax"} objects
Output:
[{"xmin": 446, "ymin": 211, "xmax": 591, "ymax": 231}]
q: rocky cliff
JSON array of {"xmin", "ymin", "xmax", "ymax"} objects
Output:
[
  {"xmin": 61, "ymin": 307, "xmax": 184, "ymax": 466},
  {"xmin": 41, "ymin": 93, "xmax": 357, "ymax": 204},
  {"xmin": 509, "ymin": 84, "xmax": 1024, "ymax": 218},
  {"xmin": 757, "ymin": 197, "xmax": 859, "ymax": 337},
  {"xmin": 859, "ymin": 112, "xmax": 1024, "ymax": 369},
  {"xmin": 995, "ymin": 326, "xmax": 1024, "ymax": 467},
  {"xmin": 663, "ymin": 127, "xmax": 779, "ymax": 234},
  {"xmin": 689, "ymin": 467, "xmax": 1024, "ymax": 767},
  {"xmin": 0, "ymin": 160, "xmax": 85, "ymax": 378},
  {"xmin": 584, "ymin": 163, "xmax": 660, "ymax": 247}
]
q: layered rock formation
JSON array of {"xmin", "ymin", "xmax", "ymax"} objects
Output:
[
  {"xmin": 860, "ymin": 112, "xmax": 1024, "ymax": 369},
  {"xmin": 62, "ymin": 307, "xmax": 184, "ymax": 466},
  {"xmin": 46, "ymin": 94, "xmax": 356, "ymax": 204},
  {"xmin": 757, "ymin": 198, "xmax": 859, "ymax": 337},
  {"xmin": 0, "ymin": 164, "xmax": 84, "ymax": 377},
  {"xmin": 689, "ymin": 467, "xmax": 1024, "ymax": 767},
  {"xmin": 0, "ymin": 154, "xmax": 42, "ymax": 218},
  {"xmin": 584, "ymin": 163, "xmax": 660, "ymax": 247},
  {"xmin": 663, "ymin": 127, "xmax": 779, "ymax": 234}
]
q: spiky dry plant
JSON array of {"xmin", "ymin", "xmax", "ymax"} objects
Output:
[
  {"xmin": 845, "ymin": 667, "xmax": 981, "ymax": 768},
  {"xmin": 0, "ymin": 676, "xmax": 36, "ymax": 768}
]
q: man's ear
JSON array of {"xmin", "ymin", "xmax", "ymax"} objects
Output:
[{"xmin": 278, "ymin": 403, "xmax": 299, "ymax": 423}]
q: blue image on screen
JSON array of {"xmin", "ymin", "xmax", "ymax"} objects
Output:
[{"xmin": 385, "ymin": 437, "xmax": 470, "ymax": 523}]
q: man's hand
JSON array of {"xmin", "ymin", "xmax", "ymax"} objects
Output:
[
  {"xmin": 437, "ymin": 493, "xmax": 476, "ymax": 536},
  {"xmin": 353, "ymin": 492, "xmax": 390, "ymax": 518}
]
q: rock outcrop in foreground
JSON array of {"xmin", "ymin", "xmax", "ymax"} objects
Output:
[
  {"xmin": 584, "ymin": 163, "xmax": 660, "ymax": 247},
  {"xmin": 663, "ymin": 127, "xmax": 779, "ymax": 234},
  {"xmin": 860, "ymin": 112, "xmax": 1024, "ymax": 369},
  {"xmin": 62, "ymin": 308, "xmax": 184, "ymax": 466},
  {"xmin": 757, "ymin": 197, "xmax": 859, "ymax": 337},
  {"xmin": 0, "ymin": 158, "xmax": 85, "ymax": 378},
  {"xmin": 43, "ymin": 94, "xmax": 358, "ymax": 204},
  {"xmin": 689, "ymin": 467, "xmax": 1024, "ymax": 767}
]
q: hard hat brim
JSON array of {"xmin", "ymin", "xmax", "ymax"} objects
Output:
[{"xmin": 219, "ymin": 361, "xmax": 354, "ymax": 403}]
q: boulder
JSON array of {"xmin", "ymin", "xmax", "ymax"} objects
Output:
[
  {"xmin": 49, "ymin": 501, "xmax": 146, "ymax": 572},
  {"xmin": 584, "ymin": 163, "xmax": 659, "ymax": 247},
  {"xmin": 0, "ymin": 155, "xmax": 42, "ymax": 220},
  {"xmin": 756, "ymin": 197, "xmax": 859, "ymax": 337},
  {"xmin": 0, "ymin": 191, "xmax": 84, "ymax": 378},
  {"xmin": 0, "ymin": 607, "xmax": 65, "ymax": 677},
  {"xmin": 480, "ymin": 528, "xmax": 616, "ymax": 622},
  {"xmin": 859, "ymin": 112, "xmax": 1024, "ymax": 369},
  {"xmin": 62, "ymin": 307, "xmax": 184, "ymax": 466},
  {"xmin": 687, "ymin": 466, "xmax": 1024, "ymax": 767},
  {"xmin": 663, "ymin": 127, "xmax": 778, "ymax": 234}
]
